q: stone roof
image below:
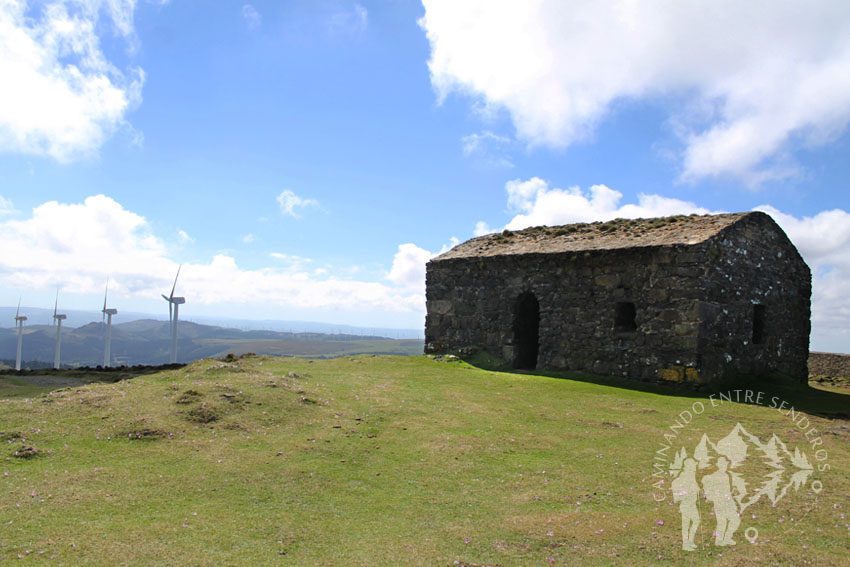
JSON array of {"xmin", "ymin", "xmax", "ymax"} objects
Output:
[{"xmin": 433, "ymin": 212, "xmax": 761, "ymax": 261}]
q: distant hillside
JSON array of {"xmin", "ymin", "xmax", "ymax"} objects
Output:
[
  {"xmin": 0, "ymin": 306, "xmax": 423, "ymax": 338},
  {"xmin": 0, "ymin": 319, "xmax": 423, "ymax": 367}
]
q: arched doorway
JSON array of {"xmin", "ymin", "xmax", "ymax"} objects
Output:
[{"xmin": 513, "ymin": 292, "xmax": 539, "ymax": 369}]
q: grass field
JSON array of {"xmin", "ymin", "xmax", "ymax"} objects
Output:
[
  {"xmin": 194, "ymin": 337, "xmax": 424, "ymax": 358},
  {"xmin": 0, "ymin": 355, "xmax": 848, "ymax": 566}
]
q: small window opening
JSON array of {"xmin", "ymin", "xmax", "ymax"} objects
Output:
[
  {"xmin": 513, "ymin": 292, "xmax": 540, "ymax": 369},
  {"xmin": 615, "ymin": 302, "xmax": 637, "ymax": 333},
  {"xmin": 752, "ymin": 304, "xmax": 766, "ymax": 345}
]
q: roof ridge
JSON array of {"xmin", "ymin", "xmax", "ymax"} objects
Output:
[{"xmin": 434, "ymin": 211, "xmax": 764, "ymax": 261}]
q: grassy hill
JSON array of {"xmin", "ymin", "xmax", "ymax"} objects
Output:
[{"xmin": 0, "ymin": 355, "xmax": 847, "ymax": 566}]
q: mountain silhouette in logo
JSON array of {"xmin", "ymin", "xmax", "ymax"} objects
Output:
[{"xmin": 671, "ymin": 423, "xmax": 813, "ymax": 511}]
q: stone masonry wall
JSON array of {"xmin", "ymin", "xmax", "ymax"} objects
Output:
[
  {"xmin": 426, "ymin": 244, "xmax": 709, "ymax": 382},
  {"xmin": 699, "ymin": 213, "xmax": 811, "ymax": 382},
  {"xmin": 808, "ymin": 352, "xmax": 850, "ymax": 378},
  {"xmin": 426, "ymin": 213, "xmax": 811, "ymax": 385}
]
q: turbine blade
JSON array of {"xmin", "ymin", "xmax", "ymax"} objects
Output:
[
  {"xmin": 169, "ymin": 301, "xmax": 173, "ymax": 323},
  {"xmin": 103, "ymin": 278, "xmax": 109, "ymax": 322},
  {"xmin": 54, "ymin": 289, "xmax": 58, "ymax": 319},
  {"xmin": 15, "ymin": 297, "xmax": 20, "ymax": 319},
  {"xmin": 170, "ymin": 264, "xmax": 182, "ymax": 300}
]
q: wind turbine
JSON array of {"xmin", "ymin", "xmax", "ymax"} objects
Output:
[
  {"xmin": 102, "ymin": 278, "xmax": 118, "ymax": 367},
  {"xmin": 162, "ymin": 265, "xmax": 186, "ymax": 364},
  {"xmin": 52, "ymin": 289, "xmax": 67, "ymax": 370},
  {"xmin": 14, "ymin": 298, "xmax": 26, "ymax": 371}
]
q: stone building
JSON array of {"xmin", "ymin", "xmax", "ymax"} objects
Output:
[{"xmin": 425, "ymin": 212, "xmax": 811, "ymax": 384}]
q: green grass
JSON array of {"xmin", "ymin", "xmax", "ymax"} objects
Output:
[
  {"xmin": 195, "ymin": 337, "xmax": 424, "ymax": 358},
  {"xmin": 0, "ymin": 355, "xmax": 847, "ymax": 566},
  {"xmin": 0, "ymin": 376, "xmax": 51, "ymax": 399}
]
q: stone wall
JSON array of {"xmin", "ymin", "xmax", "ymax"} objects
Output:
[
  {"xmin": 809, "ymin": 352, "xmax": 850, "ymax": 378},
  {"xmin": 699, "ymin": 213, "xmax": 811, "ymax": 382},
  {"xmin": 425, "ymin": 213, "xmax": 811, "ymax": 384},
  {"xmin": 426, "ymin": 244, "xmax": 707, "ymax": 382}
]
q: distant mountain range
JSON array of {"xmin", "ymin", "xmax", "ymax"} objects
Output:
[
  {"xmin": 0, "ymin": 306, "xmax": 424, "ymax": 339},
  {"xmin": 0, "ymin": 318, "xmax": 424, "ymax": 368}
]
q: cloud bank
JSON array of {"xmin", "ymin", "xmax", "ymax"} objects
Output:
[
  {"xmin": 0, "ymin": 0, "xmax": 144, "ymax": 161},
  {"xmin": 420, "ymin": 0, "xmax": 850, "ymax": 183},
  {"xmin": 487, "ymin": 177, "xmax": 715, "ymax": 232},
  {"xmin": 0, "ymin": 195, "xmax": 424, "ymax": 320}
]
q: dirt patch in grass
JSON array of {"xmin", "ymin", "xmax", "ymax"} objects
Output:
[
  {"xmin": 185, "ymin": 403, "xmax": 222, "ymax": 424},
  {"xmin": 0, "ymin": 431, "xmax": 23, "ymax": 443},
  {"xmin": 175, "ymin": 389, "xmax": 203, "ymax": 404},
  {"xmin": 12, "ymin": 445, "xmax": 43, "ymax": 459},
  {"xmin": 125, "ymin": 428, "xmax": 171, "ymax": 441}
]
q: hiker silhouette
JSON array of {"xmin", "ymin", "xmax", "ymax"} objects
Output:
[
  {"xmin": 671, "ymin": 457, "xmax": 700, "ymax": 550},
  {"xmin": 702, "ymin": 456, "xmax": 741, "ymax": 546}
]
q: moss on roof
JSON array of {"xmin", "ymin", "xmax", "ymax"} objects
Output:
[{"xmin": 433, "ymin": 212, "xmax": 760, "ymax": 261}]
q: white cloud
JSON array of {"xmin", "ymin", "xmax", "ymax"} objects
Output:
[
  {"xmin": 420, "ymin": 1, "xmax": 850, "ymax": 183},
  {"xmin": 241, "ymin": 4, "xmax": 261, "ymax": 30},
  {"xmin": 276, "ymin": 190, "xmax": 320, "ymax": 218},
  {"xmin": 387, "ymin": 243, "xmax": 432, "ymax": 293},
  {"xmin": 0, "ymin": 195, "xmax": 14, "ymax": 215},
  {"xmin": 177, "ymin": 230, "xmax": 193, "ymax": 243},
  {"xmin": 440, "ymin": 237, "xmax": 460, "ymax": 254},
  {"xmin": 269, "ymin": 252, "xmax": 311, "ymax": 267},
  {"xmin": 0, "ymin": 194, "xmax": 169, "ymax": 293},
  {"xmin": 0, "ymin": 0, "xmax": 144, "ymax": 162},
  {"xmin": 499, "ymin": 177, "xmax": 714, "ymax": 230},
  {"xmin": 461, "ymin": 130, "xmax": 513, "ymax": 168},
  {"xmin": 241, "ymin": 233, "xmax": 256, "ymax": 244},
  {"xmin": 0, "ymin": 195, "xmax": 424, "ymax": 316},
  {"xmin": 473, "ymin": 220, "xmax": 494, "ymax": 237},
  {"xmin": 386, "ymin": 238, "xmax": 459, "ymax": 299}
]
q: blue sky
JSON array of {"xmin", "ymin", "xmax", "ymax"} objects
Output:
[{"xmin": 0, "ymin": 1, "xmax": 849, "ymax": 352}]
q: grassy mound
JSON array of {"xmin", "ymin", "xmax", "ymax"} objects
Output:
[{"xmin": 0, "ymin": 355, "xmax": 847, "ymax": 565}]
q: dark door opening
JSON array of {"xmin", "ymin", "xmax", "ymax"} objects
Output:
[{"xmin": 513, "ymin": 292, "xmax": 540, "ymax": 369}]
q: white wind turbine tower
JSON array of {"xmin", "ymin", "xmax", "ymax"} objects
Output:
[
  {"xmin": 52, "ymin": 290, "xmax": 67, "ymax": 370},
  {"xmin": 14, "ymin": 298, "xmax": 26, "ymax": 371},
  {"xmin": 102, "ymin": 278, "xmax": 118, "ymax": 367},
  {"xmin": 162, "ymin": 265, "xmax": 186, "ymax": 364}
]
